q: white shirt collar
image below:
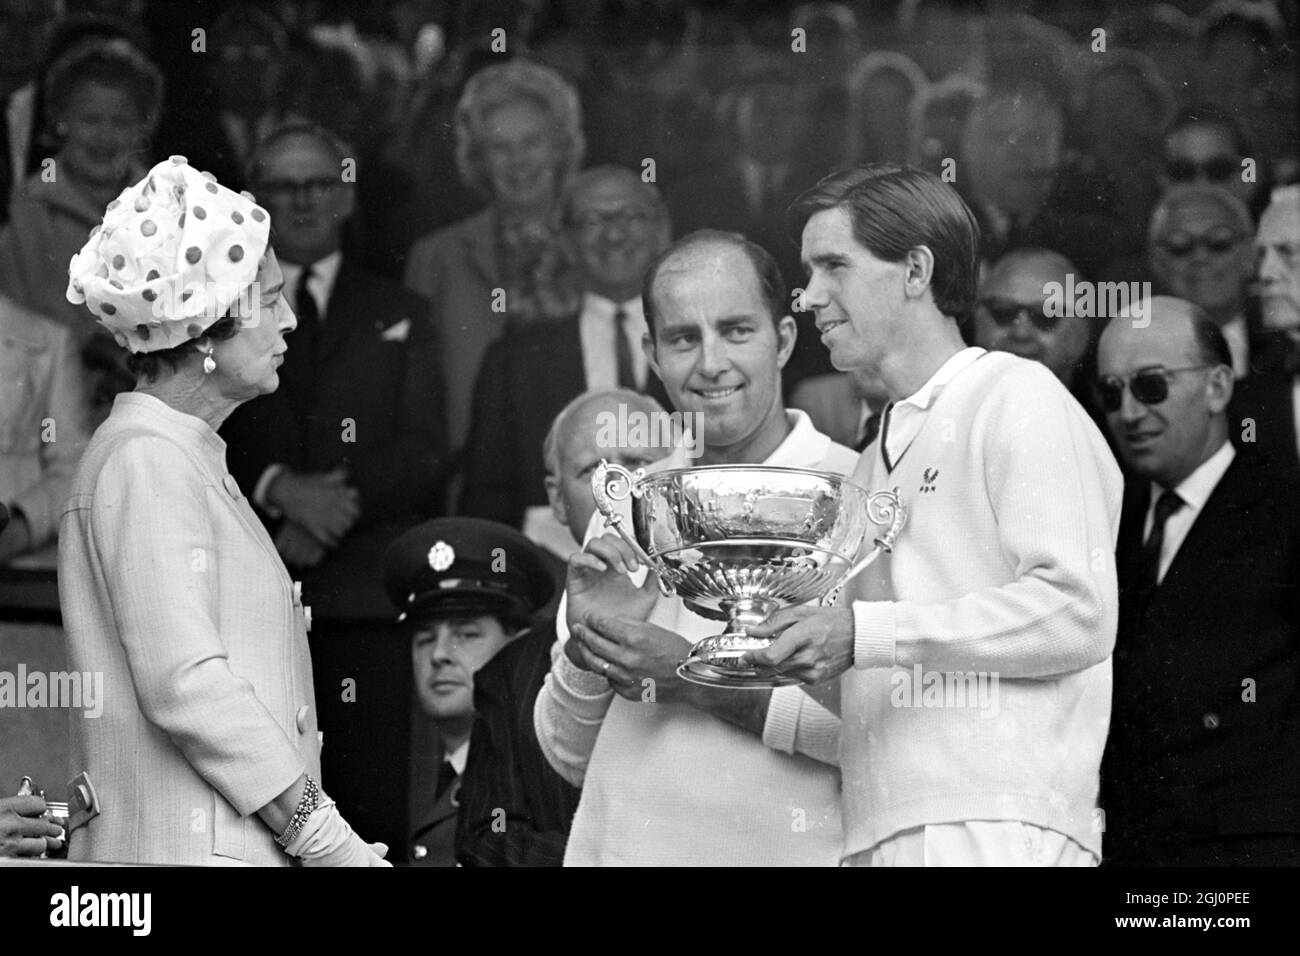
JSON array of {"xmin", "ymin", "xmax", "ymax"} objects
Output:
[
  {"xmin": 578, "ymin": 292, "xmax": 648, "ymax": 390},
  {"xmin": 1153, "ymin": 439, "xmax": 1236, "ymax": 516},
  {"xmin": 880, "ymin": 347, "xmax": 985, "ymax": 468},
  {"xmin": 581, "ymin": 291, "xmax": 642, "ymax": 321},
  {"xmin": 445, "ymin": 739, "xmax": 469, "ymax": 777},
  {"xmin": 279, "ymin": 250, "xmax": 343, "ymax": 318},
  {"xmin": 657, "ymin": 409, "xmax": 831, "ymax": 472},
  {"xmin": 896, "ymin": 346, "xmax": 986, "ymax": 412}
]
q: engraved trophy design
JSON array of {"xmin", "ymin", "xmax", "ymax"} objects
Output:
[{"xmin": 591, "ymin": 462, "xmax": 908, "ymax": 688}]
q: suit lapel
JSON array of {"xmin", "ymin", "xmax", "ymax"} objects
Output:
[
  {"xmin": 315, "ymin": 263, "xmax": 364, "ymax": 368},
  {"xmin": 1147, "ymin": 457, "xmax": 1254, "ymax": 626}
]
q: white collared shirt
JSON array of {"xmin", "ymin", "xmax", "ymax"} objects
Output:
[
  {"xmin": 881, "ymin": 347, "xmax": 986, "ymax": 469},
  {"xmin": 1143, "ymin": 439, "xmax": 1236, "ymax": 584},
  {"xmin": 578, "ymin": 292, "xmax": 648, "ymax": 391},
  {"xmin": 279, "ymin": 251, "xmax": 343, "ymax": 321}
]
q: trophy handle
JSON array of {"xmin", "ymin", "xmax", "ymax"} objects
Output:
[
  {"xmin": 591, "ymin": 460, "xmax": 675, "ymax": 597},
  {"xmin": 821, "ymin": 488, "xmax": 908, "ymax": 606}
]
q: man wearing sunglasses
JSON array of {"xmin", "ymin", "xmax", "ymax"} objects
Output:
[
  {"xmin": 1148, "ymin": 185, "xmax": 1256, "ymax": 379},
  {"xmin": 972, "ymin": 247, "xmax": 1097, "ymax": 418},
  {"xmin": 1096, "ymin": 295, "xmax": 1300, "ymax": 866},
  {"xmin": 1160, "ymin": 107, "xmax": 1261, "ymax": 216}
]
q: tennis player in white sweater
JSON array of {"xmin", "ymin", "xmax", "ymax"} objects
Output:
[
  {"xmin": 749, "ymin": 165, "xmax": 1124, "ymax": 866},
  {"xmin": 534, "ymin": 231, "xmax": 852, "ymax": 865}
]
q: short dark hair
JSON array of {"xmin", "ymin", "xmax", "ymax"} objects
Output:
[
  {"xmin": 126, "ymin": 314, "xmax": 241, "ymax": 383},
  {"xmin": 1190, "ymin": 309, "xmax": 1233, "ymax": 370},
  {"xmin": 789, "ymin": 164, "xmax": 981, "ymax": 322},
  {"xmin": 642, "ymin": 229, "xmax": 787, "ymax": 340}
]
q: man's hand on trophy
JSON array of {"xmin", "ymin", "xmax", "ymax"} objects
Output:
[
  {"xmin": 571, "ymin": 615, "xmax": 697, "ymax": 703},
  {"xmin": 744, "ymin": 606, "xmax": 856, "ymax": 684},
  {"xmin": 566, "ymin": 533, "xmax": 660, "ymax": 631}
]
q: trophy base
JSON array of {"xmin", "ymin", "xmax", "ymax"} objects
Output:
[{"xmin": 677, "ymin": 631, "xmax": 801, "ymax": 689}]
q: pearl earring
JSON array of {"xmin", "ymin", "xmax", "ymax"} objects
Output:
[{"xmin": 202, "ymin": 342, "xmax": 216, "ymax": 374}]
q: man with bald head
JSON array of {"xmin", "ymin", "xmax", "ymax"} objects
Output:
[
  {"xmin": 535, "ymin": 229, "xmax": 854, "ymax": 865},
  {"xmin": 460, "ymin": 165, "xmax": 673, "ymax": 526},
  {"xmin": 973, "ymin": 248, "xmax": 1098, "ymax": 423},
  {"xmin": 455, "ymin": 389, "xmax": 669, "ymax": 865},
  {"xmin": 1097, "ymin": 295, "xmax": 1300, "ymax": 865}
]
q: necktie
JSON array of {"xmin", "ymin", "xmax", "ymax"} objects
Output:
[
  {"xmin": 294, "ymin": 267, "xmax": 319, "ymax": 363},
  {"xmin": 435, "ymin": 759, "xmax": 459, "ymax": 803},
  {"xmin": 614, "ymin": 307, "xmax": 637, "ymax": 390},
  {"xmin": 1139, "ymin": 490, "xmax": 1184, "ymax": 594}
]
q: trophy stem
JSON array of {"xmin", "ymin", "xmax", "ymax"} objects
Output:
[{"xmin": 676, "ymin": 596, "xmax": 801, "ymax": 689}]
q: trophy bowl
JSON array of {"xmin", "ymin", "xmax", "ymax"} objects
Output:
[{"xmin": 592, "ymin": 462, "xmax": 907, "ymax": 689}]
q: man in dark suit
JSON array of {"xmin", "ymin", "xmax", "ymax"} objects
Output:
[
  {"xmin": 1230, "ymin": 186, "xmax": 1300, "ymax": 474},
  {"xmin": 382, "ymin": 518, "xmax": 556, "ymax": 866},
  {"xmin": 219, "ymin": 121, "xmax": 447, "ymax": 853},
  {"xmin": 1096, "ymin": 295, "xmax": 1300, "ymax": 866},
  {"xmin": 222, "ymin": 120, "xmax": 446, "ymax": 608},
  {"xmin": 459, "ymin": 165, "xmax": 671, "ymax": 526}
]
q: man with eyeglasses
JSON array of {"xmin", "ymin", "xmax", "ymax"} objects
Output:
[
  {"xmin": 1148, "ymin": 184, "xmax": 1256, "ymax": 378},
  {"xmin": 972, "ymin": 247, "xmax": 1099, "ymax": 424},
  {"xmin": 459, "ymin": 165, "xmax": 672, "ymax": 527},
  {"xmin": 1096, "ymin": 295, "xmax": 1300, "ymax": 866}
]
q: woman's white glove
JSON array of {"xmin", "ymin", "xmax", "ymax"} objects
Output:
[{"xmin": 284, "ymin": 798, "xmax": 392, "ymax": 866}]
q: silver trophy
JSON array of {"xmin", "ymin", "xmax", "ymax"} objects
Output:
[{"xmin": 591, "ymin": 462, "xmax": 908, "ymax": 688}]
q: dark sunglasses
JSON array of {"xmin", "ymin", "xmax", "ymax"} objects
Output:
[
  {"xmin": 1164, "ymin": 156, "xmax": 1238, "ymax": 182},
  {"xmin": 976, "ymin": 299, "xmax": 1061, "ymax": 332},
  {"xmin": 1156, "ymin": 231, "xmax": 1244, "ymax": 258},
  {"xmin": 1095, "ymin": 365, "xmax": 1212, "ymax": 411}
]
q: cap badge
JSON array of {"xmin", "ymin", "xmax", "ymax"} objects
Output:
[{"xmin": 428, "ymin": 541, "xmax": 455, "ymax": 572}]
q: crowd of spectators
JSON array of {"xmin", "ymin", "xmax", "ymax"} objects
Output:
[{"xmin": 2, "ymin": 0, "xmax": 1298, "ymax": 866}]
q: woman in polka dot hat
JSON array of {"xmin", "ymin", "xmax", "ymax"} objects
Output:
[{"xmin": 56, "ymin": 156, "xmax": 390, "ymax": 867}]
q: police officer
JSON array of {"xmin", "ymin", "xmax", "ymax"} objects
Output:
[{"xmin": 383, "ymin": 518, "xmax": 555, "ymax": 866}]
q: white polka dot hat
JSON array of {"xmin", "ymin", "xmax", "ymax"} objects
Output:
[{"xmin": 65, "ymin": 155, "xmax": 272, "ymax": 354}]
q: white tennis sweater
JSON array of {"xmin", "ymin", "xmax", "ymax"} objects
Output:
[
  {"xmin": 535, "ymin": 411, "xmax": 856, "ymax": 866},
  {"xmin": 839, "ymin": 349, "xmax": 1122, "ymax": 858}
]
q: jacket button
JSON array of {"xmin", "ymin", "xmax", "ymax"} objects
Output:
[
  {"xmin": 304, "ymin": 606, "xmax": 312, "ymax": 632},
  {"xmin": 412, "ymin": 845, "xmax": 427, "ymax": 860},
  {"xmin": 293, "ymin": 580, "xmax": 302, "ymax": 603},
  {"xmin": 1203, "ymin": 713, "xmax": 1220, "ymax": 730},
  {"xmin": 296, "ymin": 705, "xmax": 311, "ymax": 733}
]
